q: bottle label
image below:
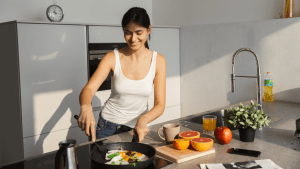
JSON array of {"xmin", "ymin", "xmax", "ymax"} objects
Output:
[{"xmin": 265, "ymin": 79, "xmax": 273, "ymax": 86}]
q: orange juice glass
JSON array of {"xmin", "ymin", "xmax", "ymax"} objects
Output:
[{"xmin": 202, "ymin": 115, "xmax": 217, "ymax": 135}]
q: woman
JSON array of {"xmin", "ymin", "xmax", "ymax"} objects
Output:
[{"xmin": 77, "ymin": 7, "xmax": 166, "ymax": 143}]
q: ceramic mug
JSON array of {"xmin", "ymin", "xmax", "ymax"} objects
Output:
[{"xmin": 157, "ymin": 123, "xmax": 180, "ymax": 144}]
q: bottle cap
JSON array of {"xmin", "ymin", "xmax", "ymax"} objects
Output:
[{"xmin": 267, "ymin": 72, "xmax": 271, "ymax": 74}]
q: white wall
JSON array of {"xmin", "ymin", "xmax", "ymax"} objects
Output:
[
  {"xmin": 153, "ymin": 0, "xmax": 300, "ymax": 26},
  {"xmin": 0, "ymin": 0, "xmax": 152, "ymax": 25},
  {"xmin": 180, "ymin": 17, "xmax": 300, "ymax": 117}
]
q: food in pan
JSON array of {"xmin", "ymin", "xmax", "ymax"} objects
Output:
[{"xmin": 105, "ymin": 150, "xmax": 149, "ymax": 165}]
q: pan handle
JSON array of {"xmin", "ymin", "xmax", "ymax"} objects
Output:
[
  {"xmin": 74, "ymin": 115, "xmax": 92, "ymax": 142},
  {"xmin": 132, "ymin": 130, "xmax": 139, "ymax": 143}
]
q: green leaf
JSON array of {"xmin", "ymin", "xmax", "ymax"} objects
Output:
[
  {"xmin": 240, "ymin": 108, "xmax": 245, "ymax": 111},
  {"xmin": 240, "ymin": 122, "xmax": 245, "ymax": 125},
  {"xmin": 112, "ymin": 161, "xmax": 116, "ymax": 165},
  {"xmin": 246, "ymin": 119, "xmax": 253, "ymax": 124},
  {"xmin": 239, "ymin": 102, "xmax": 244, "ymax": 108},
  {"xmin": 252, "ymin": 126, "xmax": 257, "ymax": 129},
  {"xmin": 132, "ymin": 163, "xmax": 136, "ymax": 167},
  {"xmin": 243, "ymin": 114, "xmax": 248, "ymax": 118},
  {"xmin": 255, "ymin": 104, "xmax": 260, "ymax": 107},
  {"xmin": 251, "ymin": 100, "xmax": 254, "ymax": 106},
  {"xmin": 228, "ymin": 120, "xmax": 234, "ymax": 124},
  {"xmin": 254, "ymin": 114, "xmax": 257, "ymax": 118},
  {"xmin": 236, "ymin": 111, "xmax": 243, "ymax": 116}
]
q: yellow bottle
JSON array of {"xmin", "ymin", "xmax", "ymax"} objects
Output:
[{"xmin": 264, "ymin": 72, "xmax": 273, "ymax": 102}]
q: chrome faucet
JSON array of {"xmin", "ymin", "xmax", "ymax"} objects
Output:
[{"xmin": 231, "ymin": 48, "xmax": 262, "ymax": 110}]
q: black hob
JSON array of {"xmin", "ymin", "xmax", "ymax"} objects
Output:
[{"xmin": 1, "ymin": 140, "xmax": 173, "ymax": 169}]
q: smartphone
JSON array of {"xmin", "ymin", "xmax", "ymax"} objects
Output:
[{"xmin": 228, "ymin": 148, "xmax": 261, "ymax": 157}]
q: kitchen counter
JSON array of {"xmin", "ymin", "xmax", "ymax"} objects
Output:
[{"xmin": 2, "ymin": 100, "xmax": 300, "ymax": 169}]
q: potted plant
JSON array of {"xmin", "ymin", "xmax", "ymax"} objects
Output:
[{"xmin": 222, "ymin": 100, "xmax": 271, "ymax": 142}]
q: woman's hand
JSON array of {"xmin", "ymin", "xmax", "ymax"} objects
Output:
[
  {"xmin": 134, "ymin": 118, "xmax": 149, "ymax": 143},
  {"xmin": 78, "ymin": 104, "xmax": 96, "ymax": 142}
]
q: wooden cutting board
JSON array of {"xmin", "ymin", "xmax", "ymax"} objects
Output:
[{"xmin": 156, "ymin": 144, "xmax": 215, "ymax": 163}]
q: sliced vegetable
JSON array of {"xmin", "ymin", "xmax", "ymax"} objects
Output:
[{"xmin": 108, "ymin": 152, "xmax": 120, "ymax": 159}]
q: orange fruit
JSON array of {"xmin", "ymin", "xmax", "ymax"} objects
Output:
[
  {"xmin": 179, "ymin": 131, "xmax": 200, "ymax": 140},
  {"xmin": 190, "ymin": 137, "xmax": 214, "ymax": 151},
  {"xmin": 173, "ymin": 139, "xmax": 190, "ymax": 150}
]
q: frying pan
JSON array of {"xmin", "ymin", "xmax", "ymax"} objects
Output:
[{"xmin": 74, "ymin": 115, "xmax": 157, "ymax": 169}]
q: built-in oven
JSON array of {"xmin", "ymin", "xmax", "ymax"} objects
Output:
[{"xmin": 88, "ymin": 43, "xmax": 128, "ymax": 91}]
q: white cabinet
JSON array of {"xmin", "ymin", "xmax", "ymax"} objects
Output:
[
  {"xmin": 89, "ymin": 26, "xmax": 126, "ymax": 43},
  {"xmin": 148, "ymin": 27, "xmax": 181, "ymax": 125},
  {"xmin": 17, "ymin": 23, "xmax": 88, "ymax": 138},
  {"xmin": 0, "ymin": 22, "xmax": 89, "ymax": 166}
]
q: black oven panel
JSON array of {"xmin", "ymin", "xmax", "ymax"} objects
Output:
[{"xmin": 88, "ymin": 43, "xmax": 128, "ymax": 91}]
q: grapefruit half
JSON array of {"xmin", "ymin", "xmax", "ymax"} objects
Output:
[
  {"xmin": 173, "ymin": 139, "xmax": 190, "ymax": 150},
  {"xmin": 190, "ymin": 137, "xmax": 214, "ymax": 151},
  {"xmin": 179, "ymin": 131, "xmax": 200, "ymax": 140}
]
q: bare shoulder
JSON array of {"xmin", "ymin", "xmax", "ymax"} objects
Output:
[
  {"xmin": 102, "ymin": 51, "xmax": 115, "ymax": 61},
  {"xmin": 156, "ymin": 52, "xmax": 166, "ymax": 67},
  {"xmin": 101, "ymin": 51, "xmax": 115, "ymax": 68},
  {"xmin": 155, "ymin": 52, "xmax": 166, "ymax": 74}
]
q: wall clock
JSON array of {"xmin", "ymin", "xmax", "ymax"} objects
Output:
[{"xmin": 46, "ymin": 1, "xmax": 64, "ymax": 22}]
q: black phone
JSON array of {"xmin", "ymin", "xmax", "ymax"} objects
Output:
[{"xmin": 228, "ymin": 148, "xmax": 261, "ymax": 157}]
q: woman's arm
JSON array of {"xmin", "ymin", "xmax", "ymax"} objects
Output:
[
  {"xmin": 135, "ymin": 53, "xmax": 166, "ymax": 142},
  {"xmin": 78, "ymin": 51, "xmax": 115, "ymax": 142}
]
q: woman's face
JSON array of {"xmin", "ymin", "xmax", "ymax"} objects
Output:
[{"xmin": 123, "ymin": 21, "xmax": 151, "ymax": 51}]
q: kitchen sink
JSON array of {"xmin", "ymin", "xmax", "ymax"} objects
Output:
[{"xmin": 183, "ymin": 109, "xmax": 237, "ymax": 130}]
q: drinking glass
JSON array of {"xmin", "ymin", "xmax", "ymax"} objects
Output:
[{"xmin": 202, "ymin": 115, "xmax": 217, "ymax": 135}]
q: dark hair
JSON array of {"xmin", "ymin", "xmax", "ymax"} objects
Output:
[{"xmin": 122, "ymin": 7, "xmax": 151, "ymax": 49}]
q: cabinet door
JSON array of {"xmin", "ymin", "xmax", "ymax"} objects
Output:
[
  {"xmin": 23, "ymin": 127, "xmax": 88, "ymax": 158},
  {"xmin": 148, "ymin": 28, "xmax": 181, "ymax": 109},
  {"xmin": 17, "ymin": 23, "xmax": 88, "ymax": 138},
  {"xmin": 89, "ymin": 26, "xmax": 125, "ymax": 43}
]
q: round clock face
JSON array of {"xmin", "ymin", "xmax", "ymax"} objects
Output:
[{"xmin": 46, "ymin": 5, "xmax": 64, "ymax": 22}]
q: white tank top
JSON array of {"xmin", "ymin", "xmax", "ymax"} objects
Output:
[{"xmin": 101, "ymin": 48, "xmax": 157, "ymax": 128}]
